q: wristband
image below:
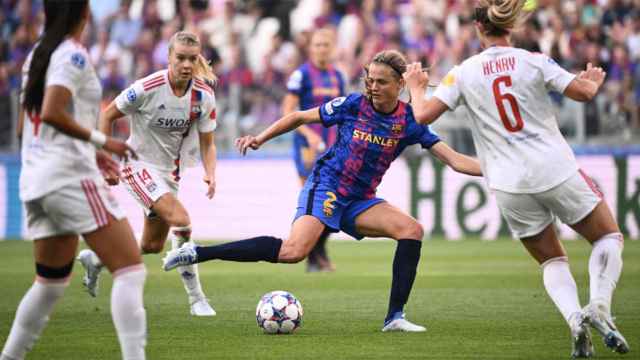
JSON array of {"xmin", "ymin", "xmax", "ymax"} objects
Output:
[{"xmin": 89, "ymin": 130, "xmax": 107, "ymax": 149}]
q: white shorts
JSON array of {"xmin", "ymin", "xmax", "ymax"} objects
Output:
[
  {"xmin": 121, "ymin": 161, "xmax": 178, "ymax": 216},
  {"xmin": 25, "ymin": 179, "xmax": 125, "ymax": 240},
  {"xmin": 495, "ymin": 170, "xmax": 602, "ymax": 239}
]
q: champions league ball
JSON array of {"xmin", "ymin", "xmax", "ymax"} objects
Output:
[{"xmin": 256, "ymin": 291, "xmax": 303, "ymax": 334}]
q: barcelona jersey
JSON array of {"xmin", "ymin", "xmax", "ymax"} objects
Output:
[
  {"xmin": 287, "ymin": 62, "xmax": 345, "ymax": 177},
  {"xmin": 311, "ymin": 93, "xmax": 441, "ymax": 199}
]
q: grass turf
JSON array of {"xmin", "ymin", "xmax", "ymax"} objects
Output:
[{"xmin": 0, "ymin": 238, "xmax": 637, "ymax": 360}]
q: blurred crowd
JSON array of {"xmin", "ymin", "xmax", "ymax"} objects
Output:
[{"xmin": 1, "ymin": 0, "xmax": 639, "ymax": 152}]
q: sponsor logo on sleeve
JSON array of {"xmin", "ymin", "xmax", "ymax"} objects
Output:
[
  {"xmin": 324, "ymin": 96, "xmax": 346, "ymax": 115},
  {"xmin": 126, "ymin": 88, "xmax": 137, "ymax": 103},
  {"xmin": 71, "ymin": 53, "xmax": 86, "ymax": 69}
]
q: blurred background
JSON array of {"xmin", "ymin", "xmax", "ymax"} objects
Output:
[
  {"xmin": 1, "ymin": 0, "xmax": 639, "ymax": 155},
  {"xmin": 0, "ymin": 0, "xmax": 638, "ymax": 241}
]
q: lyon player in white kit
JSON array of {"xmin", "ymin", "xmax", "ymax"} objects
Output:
[
  {"xmin": 404, "ymin": 0, "xmax": 629, "ymax": 358},
  {"xmin": 77, "ymin": 31, "xmax": 217, "ymax": 316},
  {"xmin": 2, "ymin": 2, "xmax": 147, "ymax": 359}
]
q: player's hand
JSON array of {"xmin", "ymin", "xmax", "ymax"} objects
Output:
[
  {"xmin": 402, "ymin": 62, "xmax": 429, "ymax": 90},
  {"xmin": 103, "ymin": 137, "xmax": 138, "ymax": 162},
  {"xmin": 203, "ymin": 175, "xmax": 216, "ymax": 199},
  {"xmin": 579, "ymin": 62, "xmax": 606, "ymax": 87},
  {"xmin": 96, "ymin": 150, "xmax": 120, "ymax": 185},
  {"xmin": 235, "ymin": 135, "xmax": 261, "ymax": 155}
]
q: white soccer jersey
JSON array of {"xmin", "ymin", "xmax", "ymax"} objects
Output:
[
  {"xmin": 114, "ymin": 70, "xmax": 217, "ymax": 175},
  {"xmin": 433, "ymin": 46, "xmax": 577, "ymax": 193},
  {"xmin": 20, "ymin": 39, "xmax": 103, "ymax": 201}
]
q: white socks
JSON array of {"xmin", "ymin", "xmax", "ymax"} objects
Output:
[
  {"xmin": 588, "ymin": 233, "xmax": 623, "ymax": 315},
  {"xmin": 1, "ymin": 281, "xmax": 67, "ymax": 360},
  {"xmin": 541, "ymin": 256, "xmax": 581, "ymax": 325},
  {"xmin": 111, "ymin": 264, "xmax": 147, "ymax": 360},
  {"xmin": 171, "ymin": 226, "xmax": 205, "ymax": 302}
]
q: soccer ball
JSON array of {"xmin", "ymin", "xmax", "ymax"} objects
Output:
[{"xmin": 256, "ymin": 290, "xmax": 303, "ymax": 334}]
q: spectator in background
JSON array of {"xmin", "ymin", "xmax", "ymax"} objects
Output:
[
  {"xmin": 0, "ymin": 42, "xmax": 11, "ymax": 149},
  {"xmin": 90, "ymin": 27, "xmax": 124, "ymax": 79},
  {"xmin": 101, "ymin": 55, "xmax": 127, "ymax": 102},
  {"xmin": 107, "ymin": 0, "xmax": 142, "ymax": 48}
]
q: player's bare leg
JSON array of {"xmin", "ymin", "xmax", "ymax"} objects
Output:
[
  {"xmin": 569, "ymin": 202, "xmax": 628, "ymax": 354},
  {"xmin": 354, "ymin": 202, "xmax": 425, "ymax": 332},
  {"xmin": 151, "ymin": 193, "xmax": 215, "ymax": 316},
  {"xmin": 521, "ymin": 224, "xmax": 594, "ymax": 358},
  {"xmin": 278, "ymin": 216, "xmax": 326, "ymax": 263}
]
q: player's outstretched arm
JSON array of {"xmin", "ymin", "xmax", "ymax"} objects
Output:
[
  {"xmin": 282, "ymin": 93, "xmax": 325, "ymax": 152},
  {"xmin": 235, "ymin": 108, "xmax": 321, "ymax": 155},
  {"xmin": 564, "ymin": 63, "xmax": 606, "ymax": 102},
  {"xmin": 428, "ymin": 142, "xmax": 482, "ymax": 176}
]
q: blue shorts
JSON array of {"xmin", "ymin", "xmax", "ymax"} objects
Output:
[{"xmin": 294, "ymin": 181, "xmax": 385, "ymax": 240}]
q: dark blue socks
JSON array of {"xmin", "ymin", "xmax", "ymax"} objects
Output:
[
  {"xmin": 195, "ymin": 236, "xmax": 283, "ymax": 263},
  {"xmin": 386, "ymin": 239, "xmax": 422, "ymax": 322}
]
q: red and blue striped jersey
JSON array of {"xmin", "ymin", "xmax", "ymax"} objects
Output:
[
  {"xmin": 287, "ymin": 61, "xmax": 345, "ymax": 145},
  {"xmin": 313, "ymin": 93, "xmax": 440, "ymax": 199}
]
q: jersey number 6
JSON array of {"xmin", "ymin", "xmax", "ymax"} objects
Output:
[{"xmin": 492, "ymin": 76, "xmax": 523, "ymax": 132}]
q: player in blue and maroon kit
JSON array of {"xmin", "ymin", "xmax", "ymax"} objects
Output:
[
  {"xmin": 283, "ymin": 28, "xmax": 346, "ymax": 272},
  {"xmin": 163, "ymin": 50, "xmax": 482, "ymax": 332}
]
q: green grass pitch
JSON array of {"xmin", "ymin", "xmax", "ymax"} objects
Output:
[{"xmin": 0, "ymin": 238, "xmax": 638, "ymax": 359}]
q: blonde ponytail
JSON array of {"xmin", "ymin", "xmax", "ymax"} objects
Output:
[
  {"xmin": 476, "ymin": 0, "xmax": 527, "ymax": 36},
  {"xmin": 194, "ymin": 54, "xmax": 218, "ymax": 86}
]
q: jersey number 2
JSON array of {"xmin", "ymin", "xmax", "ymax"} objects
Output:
[{"xmin": 492, "ymin": 76, "xmax": 523, "ymax": 132}]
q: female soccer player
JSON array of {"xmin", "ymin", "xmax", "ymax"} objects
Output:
[
  {"xmin": 283, "ymin": 28, "xmax": 346, "ymax": 272},
  {"xmin": 403, "ymin": 0, "xmax": 629, "ymax": 357},
  {"xmin": 164, "ymin": 50, "xmax": 482, "ymax": 332},
  {"xmin": 77, "ymin": 31, "xmax": 218, "ymax": 316},
  {"xmin": 1, "ymin": 2, "xmax": 146, "ymax": 359}
]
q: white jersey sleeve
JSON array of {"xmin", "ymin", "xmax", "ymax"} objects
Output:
[
  {"xmin": 114, "ymin": 81, "xmax": 146, "ymax": 115},
  {"xmin": 46, "ymin": 47, "xmax": 88, "ymax": 94},
  {"xmin": 433, "ymin": 66, "xmax": 463, "ymax": 110},
  {"xmin": 539, "ymin": 54, "xmax": 575, "ymax": 93}
]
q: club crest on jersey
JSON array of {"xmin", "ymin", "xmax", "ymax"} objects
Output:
[
  {"xmin": 70, "ymin": 53, "xmax": 85, "ymax": 69},
  {"xmin": 391, "ymin": 123, "xmax": 403, "ymax": 134},
  {"xmin": 126, "ymin": 88, "xmax": 137, "ymax": 103}
]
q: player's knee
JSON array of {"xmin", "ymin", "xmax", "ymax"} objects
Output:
[
  {"xmin": 166, "ymin": 211, "xmax": 190, "ymax": 228},
  {"xmin": 278, "ymin": 244, "xmax": 308, "ymax": 263},
  {"xmin": 397, "ymin": 221, "xmax": 424, "ymax": 240}
]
